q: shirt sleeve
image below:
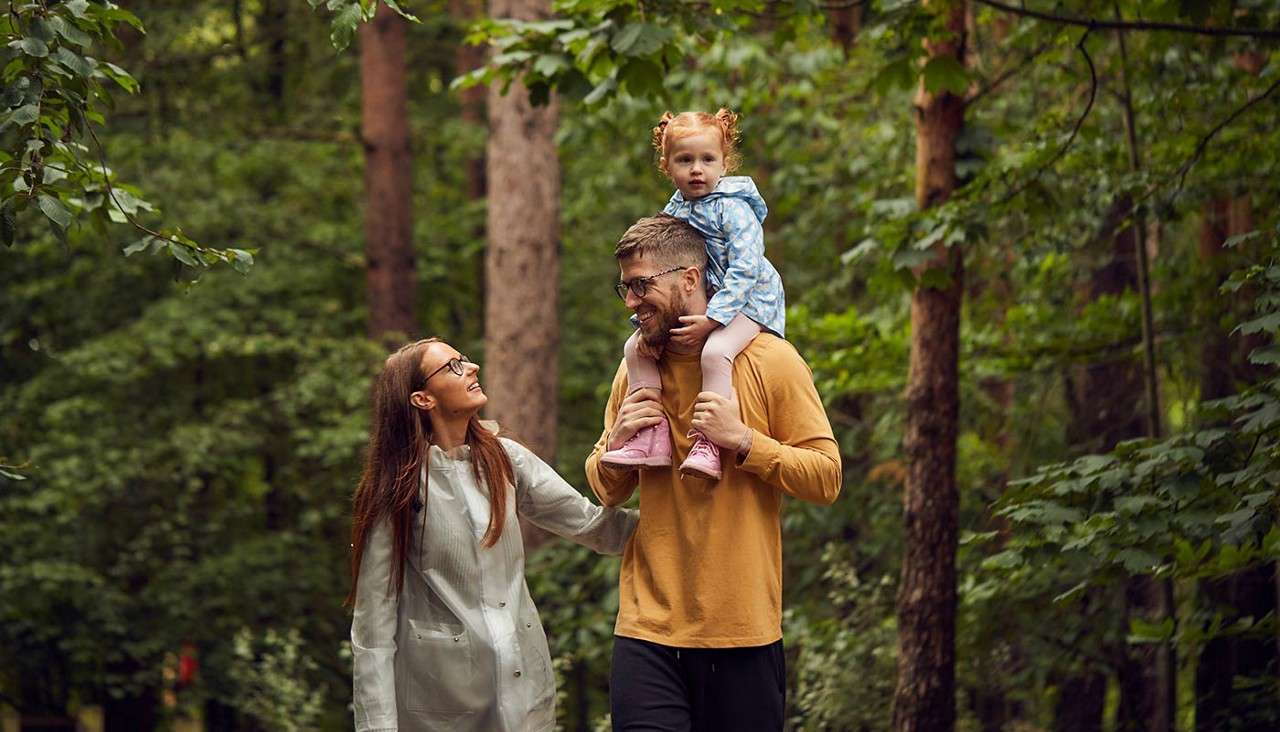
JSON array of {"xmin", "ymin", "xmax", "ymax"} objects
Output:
[
  {"xmin": 584, "ymin": 359, "xmax": 641, "ymax": 507},
  {"xmin": 705, "ymin": 197, "xmax": 766, "ymax": 327},
  {"xmin": 507, "ymin": 439, "xmax": 638, "ymax": 555},
  {"xmin": 351, "ymin": 518, "xmax": 400, "ymax": 732},
  {"xmin": 737, "ymin": 344, "xmax": 842, "ymax": 505}
]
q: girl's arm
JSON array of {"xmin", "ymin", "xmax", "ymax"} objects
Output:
[
  {"xmin": 506, "ymin": 438, "xmax": 639, "ymax": 555},
  {"xmin": 350, "ymin": 519, "xmax": 400, "ymax": 732},
  {"xmin": 705, "ymin": 197, "xmax": 766, "ymax": 328}
]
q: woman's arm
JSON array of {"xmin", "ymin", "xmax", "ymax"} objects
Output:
[
  {"xmin": 506, "ymin": 438, "xmax": 638, "ymax": 555},
  {"xmin": 351, "ymin": 518, "xmax": 400, "ymax": 732}
]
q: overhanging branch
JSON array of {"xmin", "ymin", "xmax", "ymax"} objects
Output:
[{"xmin": 975, "ymin": 0, "xmax": 1280, "ymax": 40}]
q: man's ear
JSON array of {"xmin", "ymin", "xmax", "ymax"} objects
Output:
[
  {"xmin": 409, "ymin": 390, "xmax": 434, "ymax": 411},
  {"xmin": 682, "ymin": 266, "xmax": 703, "ymax": 292}
]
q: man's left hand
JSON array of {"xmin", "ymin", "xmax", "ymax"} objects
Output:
[{"xmin": 691, "ymin": 391, "xmax": 750, "ymax": 452}]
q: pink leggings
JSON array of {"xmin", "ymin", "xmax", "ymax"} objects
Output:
[{"xmin": 624, "ymin": 313, "xmax": 762, "ymax": 398}]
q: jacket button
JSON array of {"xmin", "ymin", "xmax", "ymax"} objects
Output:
[
  {"xmin": 453, "ymin": 636, "xmax": 461, "ymax": 643},
  {"xmin": 525, "ymin": 622, "xmax": 533, "ymax": 629},
  {"xmin": 513, "ymin": 670, "xmax": 522, "ymax": 678},
  {"xmin": 498, "ymin": 601, "xmax": 507, "ymax": 608}
]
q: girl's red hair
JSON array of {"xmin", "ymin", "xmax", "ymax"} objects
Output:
[{"xmin": 651, "ymin": 108, "xmax": 742, "ymax": 176}]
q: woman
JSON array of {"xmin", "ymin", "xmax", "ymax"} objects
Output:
[{"xmin": 349, "ymin": 338, "xmax": 636, "ymax": 732}]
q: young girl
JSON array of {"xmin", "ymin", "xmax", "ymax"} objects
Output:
[{"xmin": 602, "ymin": 109, "xmax": 785, "ymax": 480}]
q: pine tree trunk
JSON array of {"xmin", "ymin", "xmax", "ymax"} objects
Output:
[
  {"xmin": 892, "ymin": 3, "xmax": 965, "ymax": 730},
  {"xmin": 361, "ymin": 4, "xmax": 417, "ymax": 341},
  {"xmin": 484, "ymin": 0, "xmax": 559, "ymax": 563}
]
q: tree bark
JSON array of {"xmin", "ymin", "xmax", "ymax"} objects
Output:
[
  {"xmin": 361, "ymin": 5, "xmax": 417, "ymax": 341},
  {"xmin": 1195, "ymin": 193, "xmax": 1279, "ymax": 731},
  {"xmin": 484, "ymin": 0, "xmax": 560, "ymax": 556},
  {"xmin": 892, "ymin": 3, "xmax": 965, "ymax": 731}
]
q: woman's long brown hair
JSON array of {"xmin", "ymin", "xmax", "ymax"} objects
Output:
[{"xmin": 346, "ymin": 339, "xmax": 514, "ymax": 605}]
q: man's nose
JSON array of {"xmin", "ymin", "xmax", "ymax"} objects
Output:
[
  {"xmin": 624, "ymin": 289, "xmax": 642, "ymax": 309},
  {"xmin": 465, "ymin": 360, "xmax": 480, "ymax": 376}
]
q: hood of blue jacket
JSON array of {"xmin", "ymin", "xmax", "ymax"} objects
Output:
[{"xmin": 668, "ymin": 176, "xmax": 768, "ymax": 224}]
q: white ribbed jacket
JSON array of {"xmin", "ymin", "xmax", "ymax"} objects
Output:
[{"xmin": 351, "ymin": 436, "xmax": 637, "ymax": 732}]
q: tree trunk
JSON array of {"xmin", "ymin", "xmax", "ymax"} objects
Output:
[
  {"xmin": 1195, "ymin": 193, "xmax": 1279, "ymax": 731},
  {"xmin": 1052, "ymin": 671, "xmax": 1106, "ymax": 732},
  {"xmin": 892, "ymin": 3, "xmax": 965, "ymax": 731},
  {"xmin": 361, "ymin": 4, "xmax": 417, "ymax": 341},
  {"xmin": 485, "ymin": 0, "xmax": 560, "ymax": 551}
]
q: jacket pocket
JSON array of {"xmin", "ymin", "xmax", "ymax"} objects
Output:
[{"xmin": 400, "ymin": 618, "xmax": 476, "ymax": 714}]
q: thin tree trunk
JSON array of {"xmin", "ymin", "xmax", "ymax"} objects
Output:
[
  {"xmin": 892, "ymin": 3, "xmax": 965, "ymax": 731},
  {"xmin": 485, "ymin": 0, "xmax": 560, "ymax": 551},
  {"xmin": 1113, "ymin": 19, "xmax": 1174, "ymax": 731},
  {"xmin": 361, "ymin": 4, "xmax": 417, "ymax": 341}
]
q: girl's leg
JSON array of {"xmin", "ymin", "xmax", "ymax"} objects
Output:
[
  {"xmin": 700, "ymin": 314, "xmax": 763, "ymax": 397},
  {"xmin": 624, "ymin": 330, "xmax": 662, "ymax": 393}
]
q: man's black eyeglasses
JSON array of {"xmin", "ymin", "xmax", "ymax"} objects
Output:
[
  {"xmin": 615, "ymin": 267, "xmax": 684, "ymax": 300},
  {"xmin": 424, "ymin": 356, "xmax": 471, "ymax": 383}
]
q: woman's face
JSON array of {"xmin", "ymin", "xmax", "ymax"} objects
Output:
[{"xmin": 412, "ymin": 341, "xmax": 486, "ymax": 417}]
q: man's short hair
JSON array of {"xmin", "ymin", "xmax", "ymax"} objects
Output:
[{"xmin": 614, "ymin": 214, "xmax": 708, "ymax": 270}]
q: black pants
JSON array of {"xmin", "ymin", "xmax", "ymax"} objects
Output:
[{"xmin": 610, "ymin": 636, "xmax": 786, "ymax": 731}]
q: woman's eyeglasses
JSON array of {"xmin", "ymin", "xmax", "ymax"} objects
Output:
[
  {"xmin": 424, "ymin": 356, "xmax": 471, "ymax": 383},
  {"xmin": 614, "ymin": 266, "xmax": 684, "ymax": 300}
]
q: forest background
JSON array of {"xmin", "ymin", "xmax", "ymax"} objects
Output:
[{"xmin": 2, "ymin": 0, "xmax": 1280, "ymax": 730}]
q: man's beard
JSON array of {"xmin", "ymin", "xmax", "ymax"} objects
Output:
[{"xmin": 639, "ymin": 286, "xmax": 688, "ymax": 350}]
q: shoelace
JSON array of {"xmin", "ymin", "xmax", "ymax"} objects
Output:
[
  {"xmin": 689, "ymin": 435, "xmax": 718, "ymax": 460},
  {"xmin": 621, "ymin": 424, "xmax": 653, "ymax": 449}
]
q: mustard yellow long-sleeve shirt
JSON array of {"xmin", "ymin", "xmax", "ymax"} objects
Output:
[{"xmin": 585, "ymin": 334, "xmax": 842, "ymax": 648}]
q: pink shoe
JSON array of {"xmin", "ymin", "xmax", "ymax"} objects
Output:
[
  {"xmin": 601, "ymin": 419, "xmax": 673, "ymax": 469},
  {"xmin": 679, "ymin": 432, "xmax": 722, "ymax": 481}
]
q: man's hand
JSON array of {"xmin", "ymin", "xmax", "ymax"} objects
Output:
[
  {"xmin": 607, "ymin": 387, "xmax": 665, "ymax": 451},
  {"xmin": 691, "ymin": 391, "xmax": 751, "ymax": 453},
  {"xmin": 670, "ymin": 314, "xmax": 720, "ymax": 349}
]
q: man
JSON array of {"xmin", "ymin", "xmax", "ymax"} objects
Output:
[{"xmin": 585, "ymin": 213, "xmax": 842, "ymax": 730}]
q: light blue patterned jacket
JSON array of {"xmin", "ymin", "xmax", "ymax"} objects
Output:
[{"xmin": 663, "ymin": 176, "xmax": 786, "ymax": 338}]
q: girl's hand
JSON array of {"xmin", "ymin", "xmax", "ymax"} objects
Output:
[
  {"xmin": 670, "ymin": 315, "xmax": 720, "ymax": 349},
  {"xmin": 635, "ymin": 337, "xmax": 663, "ymax": 362}
]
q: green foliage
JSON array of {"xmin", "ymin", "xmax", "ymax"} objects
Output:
[
  {"xmin": 228, "ymin": 628, "xmax": 326, "ymax": 732},
  {"xmin": 1, "ymin": 1, "xmax": 249, "ymax": 272}
]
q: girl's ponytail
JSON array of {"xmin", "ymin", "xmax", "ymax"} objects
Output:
[{"xmin": 652, "ymin": 111, "xmax": 675, "ymax": 168}]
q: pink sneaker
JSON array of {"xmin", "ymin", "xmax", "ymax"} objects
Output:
[
  {"xmin": 601, "ymin": 419, "xmax": 673, "ymax": 469},
  {"xmin": 679, "ymin": 432, "xmax": 722, "ymax": 481}
]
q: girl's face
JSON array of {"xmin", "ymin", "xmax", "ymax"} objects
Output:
[
  {"xmin": 411, "ymin": 341, "xmax": 486, "ymax": 418},
  {"xmin": 666, "ymin": 129, "xmax": 726, "ymax": 200}
]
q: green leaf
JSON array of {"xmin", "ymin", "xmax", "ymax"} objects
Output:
[
  {"xmin": 381, "ymin": 0, "xmax": 421, "ymax": 22},
  {"xmin": 1249, "ymin": 345, "xmax": 1280, "ymax": 365},
  {"xmin": 230, "ymin": 248, "xmax": 255, "ymax": 274},
  {"xmin": 330, "ymin": 3, "xmax": 363, "ymax": 52},
  {"xmin": 168, "ymin": 241, "xmax": 201, "ymax": 268},
  {"xmin": 1235, "ymin": 311, "xmax": 1280, "ymax": 336},
  {"xmin": 66, "ymin": 0, "xmax": 90, "ymax": 19},
  {"xmin": 53, "ymin": 47, "xmax": 96, "ymax": 78},
  {"xmin": 122, "ymin": 237, "xmax": 152, "ymax": 256},
  {"xmin": 9, "ymin": 104, "xmax": 39, "ymax": 126},
  {"xmin": 49, "ymin": 17, "xmax": 93, "ymax": 48},
  {"xmin": 14, "ymin": 37, "xmax": 50, "ymax": 58},
  {"xmin": 583, "ymin": 78, "xmax": 616, "ymax": 106},
  {"xmin": 533, "ymin": 53, "xmax": 569, "ymax": 78},
  {"xmin": 922, "ymin": 55, "xmax": 968, "ymax": 95},
  {"xmin": 610, "ymin": 23, "xmax": 673, "ymax": 58},
  {"xmin": 619, "ymin": 58, "xmax": 664, "ymax": 99},
  {"xmin": 37, "ymin": 195, "xmax": 71, "ymax": 229}
]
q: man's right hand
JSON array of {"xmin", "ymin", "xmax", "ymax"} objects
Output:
[{"xmin": 607, "ymin": 387, "xmax": 665, "ymax": 451}]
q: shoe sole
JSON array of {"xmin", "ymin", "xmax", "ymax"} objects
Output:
[
  {"xmin": 602, "ymin": 456, "xmax": 672, "ymax": 469},
  {"xmin": 679, "ymin": 466, "xmax": 722, "ymax": 481}
]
